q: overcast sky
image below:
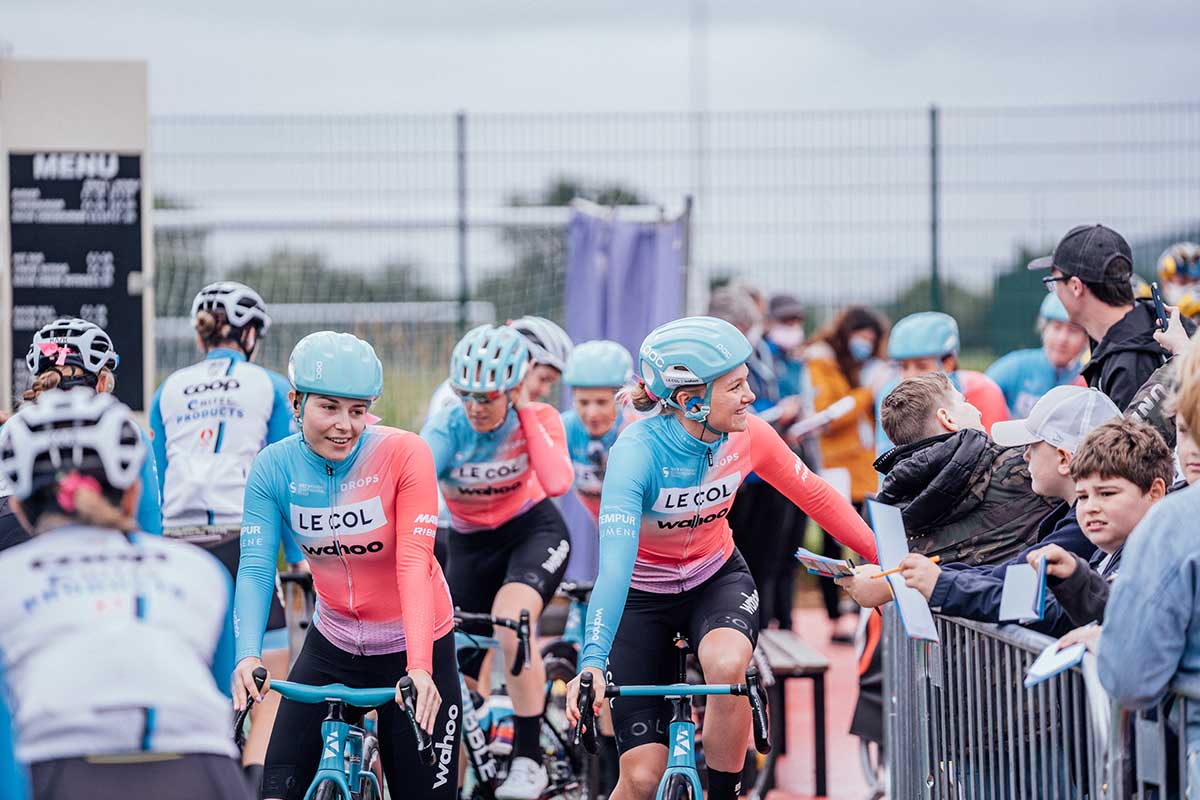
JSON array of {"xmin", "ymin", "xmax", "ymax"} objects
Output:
[{"xmin": 5, "ymin": 1, "xmax": 1198, "ymax": 115}]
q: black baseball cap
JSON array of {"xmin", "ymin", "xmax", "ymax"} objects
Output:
[
  {"xmin": 1027, "ymin": 224, "xmax": 1133, "ymax": 283},
  {"xmin": 768, "ymin": 293, "xmax": 805, "ymax": 321}
]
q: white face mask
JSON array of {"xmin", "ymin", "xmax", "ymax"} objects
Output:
[{"xmin": 768, "ymin": 324, "xmax": 805, "ymax": 350}]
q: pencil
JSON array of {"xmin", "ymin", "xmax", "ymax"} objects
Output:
[{"xmin": 871, "ymin": 555, "xmax": 941, "ymax": 579}]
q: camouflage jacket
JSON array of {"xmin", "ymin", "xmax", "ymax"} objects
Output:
[{"xmin": 874, "ymin": 429, "xmax": 1057, "ymax": 566}]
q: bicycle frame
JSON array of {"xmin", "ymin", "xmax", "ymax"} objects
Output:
[{"xmin": 304, "ymin": 702, "xmax": 379, "ymax": 800}]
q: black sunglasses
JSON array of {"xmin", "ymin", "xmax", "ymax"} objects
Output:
[{"xmin": 1042, "ymin": 275, "xmax": 1071, "ymax": 292}]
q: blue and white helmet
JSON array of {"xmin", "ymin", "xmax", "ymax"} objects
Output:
[
  {"xmin": 563, "ymin": 340, "xmax": 634, "ymax": 389},
  {"xmin": 888, "ymin": 312, "xmax": 959, "ymax": 361},
  {"xmin": 450, "ymin": 324, "xmax": 530, "ymax": 394},
  {"xmin": 1038, "ymin": 293, "xmax": 1071, "ymax": 324},
  {"xmin": 289, "ymin": 331, "xmax": 384, "ymax": 402},
  {"xmin": 637, "ymin": 316, "xmax": 752, "ymax": 422},
  {"xmin": 0, "ymin": 389, "xmax": 145, "ymax": 500}
]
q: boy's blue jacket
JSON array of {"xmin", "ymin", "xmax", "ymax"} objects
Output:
[{"xmin": 926, "ymin": 500, "xmax": 1101, "ymax": 637}]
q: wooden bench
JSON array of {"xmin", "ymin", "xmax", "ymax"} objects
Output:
[{"xmin": 750, "ymin": 629, "xmax": 831, "ymax": 800}]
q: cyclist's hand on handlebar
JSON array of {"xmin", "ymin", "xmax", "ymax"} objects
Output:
[
  {"xmin": 565, "ymin": 667, "xmax": 607, "ymax": 727},
  {"xmin": 399, "ymin": 669, "xmax": 441, "ymax": 735},
  {"xmin": 232, "ymin": 657, "xmax": 269, "ymax": 711}
]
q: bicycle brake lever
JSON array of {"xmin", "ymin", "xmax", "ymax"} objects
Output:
[
  {"xmin": 573, "ymin": 673, "xmax": 599, "ymax": 755},
  {"xmin": 398, "ymin": 676, "xmax": 436, "ymax": 767},
  {"xmin": 512, "ymin": 610, "xmax": 532, "ymax": 676},
  {"xmin": 745, "ymin": 666, "xmax": 772, "ymax": 755}
]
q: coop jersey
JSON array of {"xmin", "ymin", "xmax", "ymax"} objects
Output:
[
  {"xmin": 234, "ymin": 426, "xmax": 454, "ymax": 673},
  {"xmin": 150, "ymin": 350, "xmax": 296, "ymax": 545},
  {"xmin": 0, "ymin": 526, "xmax": 236, "ymax": 763},
  {"xmin": 421, "ymin": 402, "xmax": 574, "ymax": 533},
  {"xmin": 579, "ymin": 413, "xmax": 878, "ymax": 672},
  {"xmin": 561, "ymin": 408, "xmax": 631, "ymax": 522},
  {"xmin": 986, "ymin": 347, "xmax": 1084, "ymax": 418}
]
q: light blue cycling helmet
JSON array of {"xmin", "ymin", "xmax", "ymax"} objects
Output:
[
  {"xmin": 637, "ymin": 316, "xmax": 752, "ymax": 422},
  {"xmin": 288, "ymin": 331, "xmax": 384, "ymax": 406},
  {"xmin": 450, "ymin": 324, "xmax": 530, "ymax": 394},
  {"xmin": 888, "ymin": 312, "xmax": 959, "ymax": 361},
  {"xmin": 563, "ymin": 340, "xmax": 633, "ymax": 389},
  {"xmin": 1038, "ymin": 293, "xmax": 1070, "ymax": 323}
]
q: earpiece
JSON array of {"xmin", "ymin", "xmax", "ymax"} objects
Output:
[{"xmin": 687, "ymin": 397, "xmax": 703, "ymax": 413}]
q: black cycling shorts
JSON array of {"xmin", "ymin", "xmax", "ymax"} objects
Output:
[
  {"xmin": 207, "ymin": 537, "xmax": 288, "ymax": 640},
  {"xmin": 605, "ymin": 549, "xmax": 760, "ymax": 754},
  {"xmin": 263, "ymin": 627, "xmax": 462, "ymax": 800},
  {"xmin": 447, "ymin": 499, "xmax": 570, "ymax": 678},
  {"xmin": 31, "ymin": 753, "xmax": 249, "ymax": 800}
]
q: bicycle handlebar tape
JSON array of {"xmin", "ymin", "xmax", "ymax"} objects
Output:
[
  {"xmin": 513, "ymin": 610, "xmax": 532, "ymax": 676},
  {"xmin": 574, "ymin": 673, "xmax": 599, "ymax": 755},
  {"xmin": 745, "ymin": 667, "xmax": 772, "ymax": 755},
  {"xmin": 397, "ymin": 676, "xmax": 436, "ymax": 767}
]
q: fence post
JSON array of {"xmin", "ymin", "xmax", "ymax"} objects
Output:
[
  {"xmin": 456, "ymin": 109, "xmax": 469, "ymax": 336},
  {"xmin": 929, "ymin": 104, "xmax": 941, "ymax": 313}
]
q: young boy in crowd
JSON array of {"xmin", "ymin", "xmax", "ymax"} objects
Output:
[
  {"xmin": 894, "ymin": 386, "xmax": 1121, "ymax": 626},
  {"xmin": 1023, "ymin": 419, "xmax": 1171, "ymax": 630},
  {"xmin": 873, "ymin": 372, "xmax": 1056, "ymax": 565}
]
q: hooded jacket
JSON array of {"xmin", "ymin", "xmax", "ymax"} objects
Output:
[
  {"xmin": 875, "ymin": 429, "xmax": 1057, "ymax": 566},
  {"xmin": 1082, "ymin": 300, "xmax": 1183, "ymax": 410}
]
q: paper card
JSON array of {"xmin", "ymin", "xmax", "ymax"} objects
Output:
[
  {"xmin": 866, "ymin": 500, "xmax": 939, "ymax": 643},
  {"xmin": 999, "ymin": 557, "xmax": 1048, "ymax": 622},
  {"xmin": 1024, "ymin": 641, "xmax": 1085, "ymax": 688},
  {"xmin": 795, "ymin": 546, "xmax": 856, "ymax": 578}
]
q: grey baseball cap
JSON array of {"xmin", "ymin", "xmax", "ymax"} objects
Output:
[
  {"xmin": 1027, "ymin": 224, "xmax": 1133, "ymax": 283},
  {"xmin": 991, "ymin": 385, "xmax": 1121, "ymax": 453}
]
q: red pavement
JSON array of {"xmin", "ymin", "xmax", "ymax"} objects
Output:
[{"xmin": 764, "ymin": 608, "xmax": 872, "ymax": 800}]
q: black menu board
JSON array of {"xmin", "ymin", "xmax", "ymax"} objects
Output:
[{"xmin": 8, "ymin": 152, "xmax": 146, "ymax": 409}]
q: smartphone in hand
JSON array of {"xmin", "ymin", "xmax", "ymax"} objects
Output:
[{"xmin": 1151, "ymin": 282, "xmax": 1169, "ymax": 331}]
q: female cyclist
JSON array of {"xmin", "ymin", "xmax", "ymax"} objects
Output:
[
  {"xmin": 0, "ymin": 389, "xmax": 247, "ymax": 799},
  {"xmin": 232, "ymin": 331, "xmax": 460, "ymax": 800},
  {"xmin": 565, "ymin": 316, "xmax": 879, "ymax": 800},
  {"xmin": 560, "ymin": 340, "xmax": 635, "ymax": 524},
  {"xmin": 420, "ymin": 324, "xmax": 574, "ymax": 800},
  {"xmin": 17, "ymin": 317, "xmax": 161, "ymax": 536},
  {"xmin": 149, "ymin": 281, "xmax": 301, "ymax": 774}
]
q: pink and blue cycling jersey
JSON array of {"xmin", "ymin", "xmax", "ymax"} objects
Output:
[
  {"xmin": 421, "ymin": 402, "xmax": 573, "ymax": 532},
  {"xmin": 579, "ymin": 413, "xmax": 879, "ymax": 672}
]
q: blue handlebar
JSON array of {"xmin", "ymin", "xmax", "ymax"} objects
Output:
[
  {"xmin": 269, "ymin": 679, "xmax": 395, "ymax": 708},
  {"xmin": 608, "ymin": 683, "xmax": 740, "ymax": 698}
]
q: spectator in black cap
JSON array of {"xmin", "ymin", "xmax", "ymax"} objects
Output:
[{"xmin": 1029, "ymin": 223, "xmax": 1193, "ymax": 409}]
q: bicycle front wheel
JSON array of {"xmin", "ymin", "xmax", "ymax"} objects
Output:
[
  {"xmin": 661, "ymin": 772, "xmax": 696, "ymax": 800},
  {"xmin": 359, "ymin": 734, "xmax": 383, "ymax": 800},
  {"xmin": 311, "ymin": 778, "xmax": 349, "ymax": 800}
]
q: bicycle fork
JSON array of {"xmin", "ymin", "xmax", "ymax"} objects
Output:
[{"xmin": 658, "ymin": 698, "xmax": 703, "ymax": 800}]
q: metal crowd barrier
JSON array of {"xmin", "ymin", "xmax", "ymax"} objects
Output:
[
  {"xmin": 1111, "ymin": 674, "xmax": 1200, "ymax": 799},
  {"xmin": 882, "ymin": 609, "xmax": 1112, "ymax": 799}
]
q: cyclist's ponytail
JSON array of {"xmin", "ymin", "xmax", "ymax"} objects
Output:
[
  {"xmin": 20, "ymin": 467, "xmax": 134, "ymax": 533},
  {"xmin": 194, "ymin": 308, "xmax": 226, "ymax": 347},
  {"xmin": 622, "ymin": 382, "xmax": 660, "ymax": 413}
]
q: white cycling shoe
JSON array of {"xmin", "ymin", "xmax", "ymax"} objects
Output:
[{"xmin": 495, "ymin": 756, "xmax": 549, "ymax": 800}]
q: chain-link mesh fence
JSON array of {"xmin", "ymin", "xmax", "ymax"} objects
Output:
[{"xmin": 150, "ymin": 103, "xmax": 1200, "ymax": 427}]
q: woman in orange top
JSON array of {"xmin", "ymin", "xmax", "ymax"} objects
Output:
[{"xmin": 804, "ymin": 306, "xmax": 888, "ymax": 640}]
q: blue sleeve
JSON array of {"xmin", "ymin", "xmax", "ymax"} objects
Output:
[
  {"xmin": 420, "ymin": 411, "xmax": 459, "ymax": 478},
  {"xmin": 280, "ymin": 528, "xmax": 304, "ymax": 565},
  {"xmin": 579, "ymin": 440, "xmax": 648, "ymax": 672},
  {"xmin": 0, "ymin": 660, "xmax": 28, "ymax": 800},
  {"xmin": 266, "ymin": 370, "xmax": 296, "ymax": 444},
  {"xmin": 149, "ymin": 385, "xmax": 167, "ymax": 495},
  {"xmin": 985, "ymin": 352, "xmax": 1022, "ymax": 415},
  {"xmin": 137, "ymin": 428, "xmax": 163, "ymax": 535},
  {"xmin": 233, "ymin": 451, "xmax": 286, "ymax": 662},
  {"xmin": 928, "ymin": 564, "xmax": 1075, "ymax": 638},
  {"xmin": 1098, "ymin": 502, "xmax": 1195, "ymax": 709},
  {"xmin": 874, "ymin": 387, "xmax": 894, "ymax": 457},
  {"xmin": 211, "ymin": 565, "xmax": 236, "ymax": 696}
]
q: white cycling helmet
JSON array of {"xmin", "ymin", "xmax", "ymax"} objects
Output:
[
  {"xmin": 191, "ymin": 281, "xmax": 272, "ymax": 334},
  {"xmin": 0, "ymin": 388, "xmax": 145, "ymax": 501},
  {"xmin": 509, "ymin": 316, "xmax": 573, "ymax": 372},
  {"xmin": 26, "ymin": 318, "xmax": 120, "ymax": 376}
]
